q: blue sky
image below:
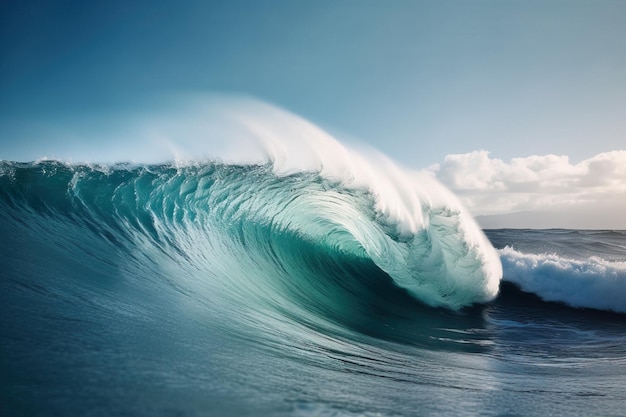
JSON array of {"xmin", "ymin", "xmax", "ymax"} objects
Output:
[{"xmin": 1, "ymin": 0, "xmax": 625, "ymax": 226}]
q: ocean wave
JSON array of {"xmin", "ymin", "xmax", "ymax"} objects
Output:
[
  {"xmin": 500, "ymin": 246, "xmax": 626, "ymax": 313},
  {"xmin": 0, "ymin": 100, "xmax": 501, "ymax": 313},
  {"xmin": 4, "ymin": 99, "xmax": 626, "ymax": 417},
  {"xmin": 0, "ymin": 157, "xmax": 500, "ymax": 316}
]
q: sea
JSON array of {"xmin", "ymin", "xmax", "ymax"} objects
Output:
[{"xmin": 1, "ymin": 159, "xmax": 625, "ymax": 417}]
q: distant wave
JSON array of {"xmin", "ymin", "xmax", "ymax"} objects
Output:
[{"xmin": 500, "ymin": 246, "xmax": 626, "ymax": 313}]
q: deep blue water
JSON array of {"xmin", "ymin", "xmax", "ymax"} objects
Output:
[{"xmin": 1, "ymin": 161, "xmax": 625, "ymax": 417}]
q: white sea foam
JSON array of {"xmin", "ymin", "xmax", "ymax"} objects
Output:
[{"xmin": 500, "ymin": 247, "xmax": 626, "ymax": 313}]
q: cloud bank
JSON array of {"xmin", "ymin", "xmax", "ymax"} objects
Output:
[{"xmin": 428, "ymin": 150, "xmax": 626, "ymax": 229}]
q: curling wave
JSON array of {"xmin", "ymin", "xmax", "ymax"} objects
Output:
[
  {"xmin": 0, "ymin": 98, "xmax": 502, "ymax": 315},
  {"xmin": 0, "ymin": 158, "xmax": 500, "ymax": 316}
]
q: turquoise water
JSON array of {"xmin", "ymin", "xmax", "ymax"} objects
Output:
[{"xmin": 1, "ymin": 161, "xmax": 625, "ymax": 416}]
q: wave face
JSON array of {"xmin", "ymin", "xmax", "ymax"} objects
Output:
[
  {"xmin": 0, "ymin": 97, "xmax": 501, "ymax": 312},
  {"xmin": 0, "ymin": 159, "xmax": 500, "ymax": 314}
]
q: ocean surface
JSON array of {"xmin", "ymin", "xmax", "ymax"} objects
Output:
[{"xmin": 1, "ymin": 160, "xmax": 625, "ymax": 417}]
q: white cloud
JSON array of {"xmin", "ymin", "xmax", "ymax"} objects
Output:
[{"xmin": 428, "ymin": 150, "xmax": 626, "ymax": 228}]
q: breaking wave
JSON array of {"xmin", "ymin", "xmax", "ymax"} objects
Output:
[
  {"xmin": 0, "ymin": 158, "xmax": 500, "ymax": 317},
  {"xmin": 500, "ymin": 246, "xmax": 626, "ymax": 313}
]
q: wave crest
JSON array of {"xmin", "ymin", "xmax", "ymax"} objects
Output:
[{"xmin": 500, "ymin": 246, "xmax": 626, "ymax": 313}]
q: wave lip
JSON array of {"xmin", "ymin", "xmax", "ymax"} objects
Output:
[{"xmin": 500, "ymin": 246, "xmax": 626, "ymax": 313}]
